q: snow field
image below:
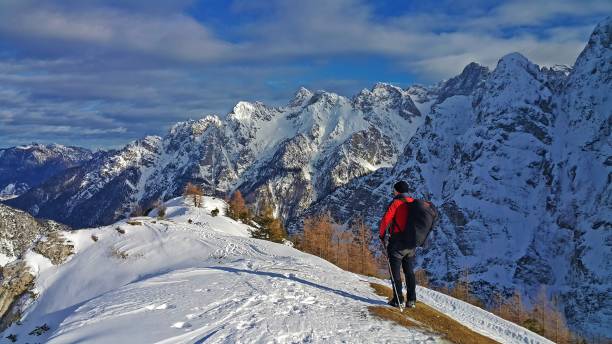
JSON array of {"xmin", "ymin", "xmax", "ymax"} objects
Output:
[
  {"xmin": 14, "ymin": 197, "xmax": 439, "ymax": 343},
  {"xmin": 4, "ymin": 196, "xmax": 551, "ymax": 343}
]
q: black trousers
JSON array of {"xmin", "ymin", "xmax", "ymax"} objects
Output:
[{"xmin": 387, "ymin": 240, "xmax": 416, "ymax": 302}]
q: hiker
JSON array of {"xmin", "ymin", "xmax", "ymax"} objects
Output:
[{"xmin": 379, "ymin": 180, "xmax": 417, "ymax": 309}]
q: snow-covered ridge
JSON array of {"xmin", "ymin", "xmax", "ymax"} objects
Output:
[
  {"xmin": 6, "ymin": 81, "xmax": 423, "ymax": 228},
  {"xmin": 4, "ymin": 197, "xmax": 550, "ymax": 343}
]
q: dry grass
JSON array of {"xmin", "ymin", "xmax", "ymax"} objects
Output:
[
  {"xmin": 369, "ymin": 282, "xmax": 499, "ymax": 344},
  {"xmin": 110, "ymin": 247, "xmax": 129, "ymax": 259}
]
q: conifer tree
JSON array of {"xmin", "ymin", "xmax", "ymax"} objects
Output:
[
  {"xmin": 228, "ymin": 191, "xmax": 250, "ymax": 221},
  {"xmin": 184, "ymin": 182, "xmax": 204, "ymax": 207},
  {"xmin": 252, "ymin": 202, "xmax": 287, "ymax": 243}
]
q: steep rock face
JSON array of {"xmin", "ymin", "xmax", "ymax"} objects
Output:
[
  {"xmin": 307, "ymin": 18, "xmax": 611, "ymax": 338},
  {"xmin": 435, "ymin": 62, "xmax": 490, "ymax": 104},
  {"xmin": 549, "ymin": 17, "xmax": 612, "ymax": 335},
  {"xmin": 8, "ymin": 85, "xmax": 422, "ymax": 227},
  {"xmin": 439, "ymin": 52, "xmax": 557, "ymax": 289},
  {"xmin": 317, "ymin": 127, "xmax": 395, "ymax": 195},
  {"xmin": 0, "ymin": 144, "xmax": 92, "ymax": 200}
]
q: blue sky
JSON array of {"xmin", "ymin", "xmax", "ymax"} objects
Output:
[{"xmin": 0, "ymin": 0, "xmax": 609, "ymax": 149}]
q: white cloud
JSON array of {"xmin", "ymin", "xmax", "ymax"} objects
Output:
[
  {"xmin": 0, "ymin": 3, "xmax": 235, "ymax": 63},
  {"xmin": 472, "ymin": 0, "xmax": 612, "ymax": 29},
  {"xmin": 0, "ymin": 0, "xmax": 608, "ymax": 147},
  {"xmin": 225, "ymin": 0, "xmax": 607, "ymax": 79}
]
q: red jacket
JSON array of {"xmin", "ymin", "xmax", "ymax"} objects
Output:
[{"xmin": 379, "ymin": 196, "xmax": 414, "ymax": 238}]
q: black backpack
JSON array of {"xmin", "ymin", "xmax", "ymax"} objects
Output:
[{"xmin": 396, "ymin": 199, "xmax": 438, "ymax": 248}]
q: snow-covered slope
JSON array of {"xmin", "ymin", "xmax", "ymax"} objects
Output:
[{"xmin": 2, "ymin": 197, "xmax": 550, "ymax": 343}]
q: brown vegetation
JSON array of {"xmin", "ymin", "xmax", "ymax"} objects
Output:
[
  {"xmin": 153, "ymin": 200, "xmax": 167, "ymax": 219},
  {"xmin": 110, "ymin": 247, "xmax": 129, "ymax": 259},
  {"xmin": 227, "ymin": 191, "xmax": 251, "ymax": 221},
  {"xmin": 183, "ymin": 182, "xmax": 204, "ymax": 207},
  {"xmin": 415, "ymin": 269, "xmax": 429, "ymax": 288},
  {"xmin": 130, "ymin": 204, "xmax": 145, "ymax": 217},
  {"xmin": 369, "ymin": 282, "xmax": 499, "ymax": 344},
  {"xmin": 419, "ymin": 270, "xmax": 580, "ymax": 343},
  {"xmin": 252, "ymin": 203, "xmax": 287, "ymax": 243},
  {"xmin": 293, "ymin": 214, "xmax": 382, "ymax": 277}
]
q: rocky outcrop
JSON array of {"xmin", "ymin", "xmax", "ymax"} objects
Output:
[
  {"xmin": 0, "ymin": 205, "xmax": 74, "ymax": 331},
  {"xmin": 33, "ymin": 231, "xmax": 74, "ymax": 265},
  {"xmin": 0, "ymin": 261, "xmax": 34, "ymax": 331},
  {"xmin": 0, "ymin": 204, "xmax": 70, "ymax": 264}
]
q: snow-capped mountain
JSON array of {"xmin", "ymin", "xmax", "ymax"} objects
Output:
[
  {"xmin": 0, "ymin": 144, "xmax": 92, "ymax": 200},
  {"xmin": 305, "ymin": 18, "xmax": 611, "ymax": 338},
  {"xmin": 2, "ymin": 16, "xmax": 610, "ymax": 339},
  {"xmin": 6, "ymin": 83, "xmax": 422, "ymax": 228},
  {"xmin": 0, "ymin": 197, "xmax": 551, "ymax": 343}
]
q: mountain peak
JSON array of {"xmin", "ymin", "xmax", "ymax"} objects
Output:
[
  {"xmin": 371, "ymin": 82, "xmax": 404, "ymax": 96},
  {"xmin": 436, "ymin": 62, "xmax": 490, "ymax": 103},
  {"xmin": 493, "ymin": 52, "xmax": 540, "ymax": 79},
  {"xmin": 231, "ymin": 101, "xmax": 257, "ymax": 120},
  {"xmin": 289, "ymin": 86, "xmax": 313, "ymax": 107},
  {"xmin": 588, "ymin": 16, "xmax": 611, "ymax": 49},
  {"xmin": 226, "ymin": 101, "xmax": 279, "ymax": 124},
  {"xmin": 462, "ymin": 62, "xmax": 489, "ymax": 75},
  {"xmin": 571, "ymin": 16, "xmax": 611, "ymax": 75},
  {"xmin": 498, "ymin": 52, "xmax": 531, "ymax": 67},
  {"xmin": 354, "ymin": 82, "xmax": 403, "ymax": 101}
]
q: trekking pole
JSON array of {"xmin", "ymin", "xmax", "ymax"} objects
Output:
[{"xmin": 380, "ymin": 241, "xmax": 404, "ymax": 312}]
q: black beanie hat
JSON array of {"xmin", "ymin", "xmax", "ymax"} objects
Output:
[{"xmin": 393, "ymin": 180, "xmax": 410, "ymax": 194}]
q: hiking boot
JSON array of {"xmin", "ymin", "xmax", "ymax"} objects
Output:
[
  {"xmin": 388, "ymin": 298, "xmax": 404, "ymax": 307},
  {"xmin": 406, "ymin": 300, "xmax": 416, "ymax": 308}
]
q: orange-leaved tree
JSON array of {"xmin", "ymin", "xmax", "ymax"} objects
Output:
[
  {"xmin": 227, "ymin": 190, "xmax": 251, "ymax": 222},
  {"xmin": 184, "ymin": 182, "xmax": 204, "ymax": 207}
]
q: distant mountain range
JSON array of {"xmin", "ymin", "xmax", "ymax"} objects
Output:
[
  {"xmin": 0, "ymin": 144, "xmax": 92, "ymax": 200},
  {"xmin": 1, "ymin": 17, "xmax": 610, "ymax": 338}
]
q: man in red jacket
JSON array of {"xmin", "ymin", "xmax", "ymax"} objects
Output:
[{"xmin": 379, "ymin": 180, "xmax": 417, "ymax": 308}]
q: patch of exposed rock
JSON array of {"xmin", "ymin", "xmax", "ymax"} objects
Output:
[
  {"xmin": 33, "ymin": 231, "xmax": 74, "ymax": 265},
  {"xmin": 0, "ymin": 204, "xmax": 74, "ymax": 331},
  {"xmin": 0, "ymin": 261, "xmax": 34, "ymax": 331},
  {"xmin": 0, "ymin": 204, "xmax": 70, "ymax": 264}
]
